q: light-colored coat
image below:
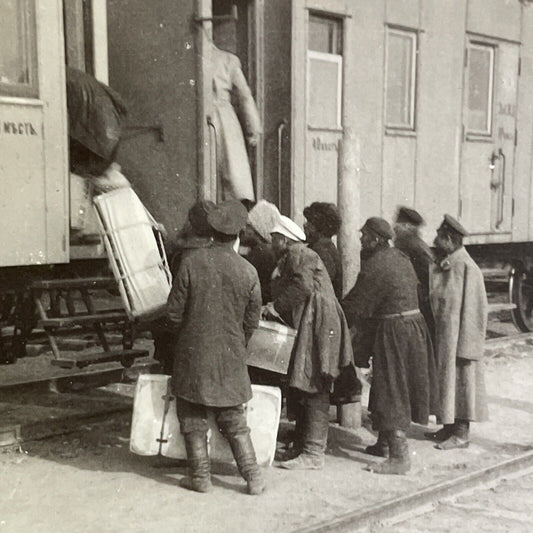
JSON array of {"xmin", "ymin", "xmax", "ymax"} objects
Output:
[
  {"xmin": 211, "ymin": 46, "xmax": 262, "ymax": 201},
  {"xmin": 430, "ymin": 247, "xmax": 489, "ymax": 424}
]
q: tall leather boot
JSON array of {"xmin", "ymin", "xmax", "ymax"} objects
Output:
[
  {"xmin": 436, "ymin": 419, "xmax": 470, "ymax": 450},
  {"xmin": 279, "ymin": 393, "xmax": 329, "ymax": 470},
  {"xmin": 180, "ymin": 430, "xmax": 212, "ymax": 493},
  {"xmin": 282, "ymin": 406, "xmax": 305, "ymax": 460},
  {"xmin": 367, "ymin": 430, "xmax": 411, "ymax": 475},
  {"xmin": 365, "ymin": 431, "xmax": 390, "ymax": 458},
  {"xmin": 227, "ymin": 431, "xmax": 266, "ymax": 495}
]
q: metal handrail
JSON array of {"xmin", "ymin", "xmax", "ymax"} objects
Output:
[
  {"xmin": 207, "ymin": 116, "xmax": 218, "ymax": 200},
  {"xmin": 496, "ymin": 148, "xmax": 506, "ymax": 229},
  {"xmin": 277, "ymin": 119, "xmax": 288, "ymax": 208}
]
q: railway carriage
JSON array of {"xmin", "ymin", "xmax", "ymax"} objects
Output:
[{"xmin": 2, "ymin": 0, "xmax": 533, "ymax": 365}]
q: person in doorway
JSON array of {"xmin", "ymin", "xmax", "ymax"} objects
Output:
[
  {"xmin": 265, "ymin": 216, "xmax": 357, "ymax": 470},
  {"xmin": 341, "ymin": 217, "xmax": 438, "ymax": 475},
  {"xmin": 303, "ymin": 202, "xmax": 343, "ymax": 299},
  {"xmin": 211, "ymin": 22, "xmax": 262, "ymax": 201},
  {"xmin": 393, "ymin": 206, "xmax": 436, "ymax": 341},
  {"xmin": 426, "ymin": 215, "xmax": 489, "ymax": 450},
  {"xmin": 167, "ymin": 200, "xmax": 265, "ymax": 495}
]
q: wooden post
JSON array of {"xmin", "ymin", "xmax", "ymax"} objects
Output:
[{"xmin": 337, "ymin": 126, "xmax": 362, "ymax": 429}]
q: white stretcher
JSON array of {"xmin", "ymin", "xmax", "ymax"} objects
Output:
[
  {"xmin": 93, "ymin": 188, "xmax": 172, "ymax": 320},
  {"xmin": 129, "ymin": 375, "xmax": 281, "ymax": 467}
]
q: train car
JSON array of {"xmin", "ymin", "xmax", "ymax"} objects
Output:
[{"xmin": 2, "ymin": 0, "xmax": 533, "ymax": 365}]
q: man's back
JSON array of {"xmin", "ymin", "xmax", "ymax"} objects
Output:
[{"xmin": 168, "ymin": 242, "xmax": 262, "ymax": 407}]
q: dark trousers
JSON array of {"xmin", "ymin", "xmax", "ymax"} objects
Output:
[
  {"xmin": 175, "ymin": 397, "xmax": 249, "ymax": 439},
  {"xmin": 288, "ymin": 389, "xmax": 330, "ymax": 456}
]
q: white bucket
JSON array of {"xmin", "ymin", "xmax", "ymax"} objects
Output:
[{"xmin": 130, "ymin": 375, "xmax": 281, "ymax": 467}]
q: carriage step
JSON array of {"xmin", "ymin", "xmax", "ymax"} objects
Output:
[
  {"xmin": 488, "ymin": 302, "xmax": 517, "ymax": 313},
  {"xmin": 31, "ymin": 277, "xmax": 117, "ymax": 291},
  {"xmin": 50, "ymin": 349, "xmax": 148, "ymax": 369},
  {"xmin": 39, "ymin": 312, "xmax": 128, "ymax": 328}
]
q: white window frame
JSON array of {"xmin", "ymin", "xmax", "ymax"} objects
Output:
[
  {"xmin": 384, "ymin": 27, "xmax": 417, "ymax": 131},
  {"xmin": 465, "ymin": 42, "xmax": 495, "ymax": 137},
  {"xmin": 306, "ymin": 50, "xmax": 343, "ymax": 130}
]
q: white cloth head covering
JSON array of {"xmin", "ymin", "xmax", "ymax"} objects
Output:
[
  {"xmin": 248, "ymin": 200, "xmax": 281, "ymax": 243},
  {"xmin": 270, "ymin": 215, "xmax": 306, "ymax": 242}
]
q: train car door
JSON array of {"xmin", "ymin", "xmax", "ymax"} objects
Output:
[
  {"xmin": 291, "ymin": 2, "xmax": 347, "ymax": 221},
  {"xmin": 459, "ymin": 38, "xmax": 519, "ymax": 237},
  {"xmin": 0, "ymin": 0, "xmax": 69, "ymax": 267}
]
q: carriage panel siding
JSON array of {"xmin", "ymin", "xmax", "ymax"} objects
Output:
[
  {"xmin": 382, "ymin": 136, "xmax": 416, "ymax": 221},
  {"xmin": 416, "ymin": 0, "xmax": 466, "ymax": 243},
  {"xmin": 466, "ymin": 0, "xmax": 521, "ymax": 43},
  {"xmin": 385, "ymin": 0, "xmax": 420, "ymax": 29},
  {"xmin": 107, "ymin": 0, "xmax": 198, "ymax": 243},
  {"xmin": 352, "ymin": 0, "xmax": 386, "ymax": 223},
  {"xmin": 519, "ymin": 7, "xmax": 533, "ymax": 242}
]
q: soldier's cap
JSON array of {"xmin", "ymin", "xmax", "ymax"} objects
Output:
[
  {"xmin": 270, "ymin": 215, "xmax": 306, "ymax": 242},
  {"xmin": 188, "ymin": 200, "xmax": 215, "ymax": 236},
  {"xmin": 207, "ymin": 199, "xmax": 248, "ymax": 236},
  {"xmin": 361, "ymin": 217, "xmax": 394, "ymax": 240},
  {"xmin": 396, "ymin": 206, "xmax": 424, "ymax": 226},
  {"xmin": 439, "ymin": 214, "xmax": 469, "ymax": 237}
]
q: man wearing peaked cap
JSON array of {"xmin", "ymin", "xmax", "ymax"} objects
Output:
[
  {"xmin": 396, "ymin": 206, "xmax": 424, "ymax": 226},
  {"xmin": 440, "ymin": 213, "xmax": 469, "ymax": 237},
  {"xmin": 266, "ymin": 215, "xmax": 360, "ymax": 470},
  {"xmin": 341, "ymin": 216, "xmax": 438, "ymax": 475},
  {"xmin": 271, "ymin": 214, "xmax": 307, "ymax": 242},
  {"xmin": 207, "ymin": 199, "xmax": 249, "ymax": 236},
  {"xmin": 426, "ymin": 215, "xmax": 488, "ymax": 450},
  {"xmin": 393, "ymin": 206, "xmax": 436, "ymax": 342},
  {"xmin": 167, "ymin": 198, "xmax": 266, "ymax": 495},
  {"xmin": 361, "ymin": 216, "xmax": 394, "ymax": 241}
]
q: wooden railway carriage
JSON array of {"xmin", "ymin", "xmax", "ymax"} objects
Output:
[{"xmin": 2, "ymin": 0, "xmax": 533, "ymax": 365}]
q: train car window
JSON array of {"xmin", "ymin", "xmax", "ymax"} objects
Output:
[
  {"xmin": 0, "ymin": 0, "xmax": 38, "ymax": 98},
  {"xmin": 309, "ymin": 15, "xmax": 342, "ymax": 55},
  {"xmin": 385, "ymin": 28, "xmax": 417, "ymax": 130},
  {"xmin": 466, "ymin": 43, "xmax": 494, "ymax": 136},
  {"xmin": 307, "ymin": 14, "xmax": 343, "ymax": 130}
]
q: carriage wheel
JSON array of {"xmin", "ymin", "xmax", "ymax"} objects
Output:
[{"xmin": 510, "ymin": 266, "xmax": 533, "ymax": 332}]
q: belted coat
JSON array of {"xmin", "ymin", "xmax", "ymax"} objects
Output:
[
  {"xmin": 272, "ymin": 243, "xmax": 357, "ymax": 396},
  {"xmin": 167, "ymin": 242, "xmax": 262, "ymax": 407},
  {"xmin": 341, "ymin": 246, "xmax": 439, "ymax": 431},
  {"xmin": 430, "ymin": 247, "xmax": 489, "ymax": 424}
]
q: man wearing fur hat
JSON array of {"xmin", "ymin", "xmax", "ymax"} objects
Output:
[
  {"xmin": 426, "ymin": 215, "xmax": 488, "ymax": 450},
  {"xmin": 266, "ymin": 215, "xmax": 359, "ymax": 470},
  {"xmin": 303, "ymin": 202, "xmax": 343, "ymax": 298},
  {"xmin": 167, "ymin": 200, "xmax": 265, "ymax": 495},
  {"xmin": 341, "ymin": 217, "xmax": 438, "ymax": 475}
]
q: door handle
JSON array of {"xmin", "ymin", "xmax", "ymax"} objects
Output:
[
  {"xmin": 277, "ymin": 119, "xmax": 288, "ymax": 209},
  {"xmin": 496, "ymin": 148, "xmax": 506, "ymax": 229}
]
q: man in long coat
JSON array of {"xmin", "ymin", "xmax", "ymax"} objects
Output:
[
  {"xmin": 303, "ymin": 202, "xmax": 343, "ymax": 299},
  {"xmin": 167, "ymin": 200, "xmax": 264, "ymax": 494},
  {"xmin": 393, "ymin": 206, "xmax": 436, "ymax": 340},
  {"xmin": 342, "ymin": 217, "xmax": 438, "ymax": 475},
  {"xmin": 265, "ymin": 215, "xmax": 358, "ymax": 470},
  {"xmin": 427, "ymin": 215, "xmax": 489, "ymax": 450}
]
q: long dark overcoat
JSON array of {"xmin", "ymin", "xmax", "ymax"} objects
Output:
[
  {"xmin": 430, "ymin": 247, "xmax": 489, "ymax": 424},
  {"xmin": 272, "ymin": 243, "xmax": 357, "ymax": 395},
  {"xmin": 394, "ymin": 233, "xmax": 436, "ymax": 340},
  {"xmin": 309, "ymin": 237, "xmax": 343, "ymax": 299},
  {"xmin": 167, "ymin": 242, "xmax": 262, "ymax": 407},
  {"xmin": 341, "ymin": 246, "xmax": 439, "ymax": 432}
]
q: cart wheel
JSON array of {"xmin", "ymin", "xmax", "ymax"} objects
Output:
[{"xmin": 510, "ymin": 266, "xmax": 533, "ymax": 332}]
